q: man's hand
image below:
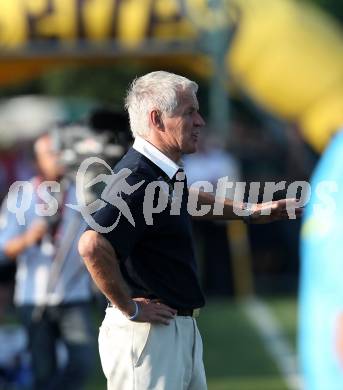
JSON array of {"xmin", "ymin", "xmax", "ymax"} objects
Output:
[
  {"xmin": 129, "ymin": 298, "xmax": 177, "ymax": 325},
  {"xmin": 248, "ymin": 198, "xmax": 303, "ymax": 224}
]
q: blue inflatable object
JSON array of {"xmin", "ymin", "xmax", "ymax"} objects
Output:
[{"xmin": 300, "ymin": 130, "xmax": 343, "ymax": 389}]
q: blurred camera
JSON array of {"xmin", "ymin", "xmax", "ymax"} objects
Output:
[
  {"xmin": 50, "ymin": 108, "xmax": 132, "ymax": 203},
  {"xmin": 51, "ymin": 108, "xmax": 131, "ymax": 179}
]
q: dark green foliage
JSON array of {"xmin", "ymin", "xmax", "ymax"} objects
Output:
[{"xmin": 306, "ymin": 0, "xmax": 343, "ymax": 24}]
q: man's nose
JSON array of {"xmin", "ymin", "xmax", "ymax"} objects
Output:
[{"xmin": 194, "ymin": 112, "xmax": 206, "ymax": 127}]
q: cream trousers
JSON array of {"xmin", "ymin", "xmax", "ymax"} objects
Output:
[{"xmin": 99, "ymin": 307, "xmax": 207, "ymax": 390}]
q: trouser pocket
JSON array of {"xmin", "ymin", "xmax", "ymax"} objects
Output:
[
  {"xmin": 98, "ymin": 321, "xmax": 131, "ymax": 379},
  {"xmin": 132, "ymin": 322, "xmax": 151, "ymax": 367}
]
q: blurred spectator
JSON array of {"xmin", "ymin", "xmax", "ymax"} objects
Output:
[
  {"xmin": 0, "ymin": 133, "xmax": 96, "ymax": 390},
  {"xmin": 230, "ymin": 105, "xmax": 317, "ymax": 292},
  {"xmin": 184, "ymin": 133, "xmax": 242, "ymax": 296}
]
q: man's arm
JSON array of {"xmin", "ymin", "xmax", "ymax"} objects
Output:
[
  {"xmin": 78, "ymin": 230, "xmax": 176, "ymax": 324},
  {"xmin": 193, "ymin": 190, "xmax": 302, "ymax": 223},
  {"xmin": 4, "ymin": 220, "xmax": 47, "ymax": 259},
  {"xmin": 0, "ymin": 192, "xmax": 47, "ymax": 259}
]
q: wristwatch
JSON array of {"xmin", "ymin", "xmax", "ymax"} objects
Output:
[{"xmin": 241, "ymin": 202, "xmax": 254, "ymax": 224}]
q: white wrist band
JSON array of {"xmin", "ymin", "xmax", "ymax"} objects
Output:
[{"xmin": 128, "ymin": 301, "xmax": 139, "ymax": 321}]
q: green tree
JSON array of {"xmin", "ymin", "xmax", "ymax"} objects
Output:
[{"xmin": 305, "ymin": 0, "xmax": 343, "ymax": 24}]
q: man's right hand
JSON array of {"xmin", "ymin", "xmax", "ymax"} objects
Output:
[{"xmin": 129, "ymin": 298, "xmax": 177, "ymax": 325}]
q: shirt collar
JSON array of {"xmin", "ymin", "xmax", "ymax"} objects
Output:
[{"xmin": 133, "ymin": 136, "xmax": 180, "ymax": 179}]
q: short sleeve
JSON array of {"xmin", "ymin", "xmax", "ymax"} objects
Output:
[{"xmin": 86, "ymin": 174, "xmax": 148, "ymax": 260}]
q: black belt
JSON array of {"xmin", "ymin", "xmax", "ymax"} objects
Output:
[
  {"xmin": 107, "ymin": 302, "xmax": 200, "ymax": 318},
  {"xmin": 176, "ymin": 308, "xmax": 200, "ymax": 318}
]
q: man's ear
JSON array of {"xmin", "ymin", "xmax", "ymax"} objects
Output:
[{"xmin": 150, "ymin": 110, "xmax": 164, "ymax": 130}]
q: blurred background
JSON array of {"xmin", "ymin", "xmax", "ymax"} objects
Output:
[{"xmin": 1, "ymin": 0, "xmax": 343, "ymax": 389}]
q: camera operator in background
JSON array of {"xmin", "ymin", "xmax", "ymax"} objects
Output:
[{"xmin": 0, "ymin": 132, "xmax": 96, "ymax": 390}]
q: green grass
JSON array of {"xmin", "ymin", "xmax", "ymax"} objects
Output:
[
  {"xmin": 207, "ymin": 377, "xmax": 287, "ymax": 390},
  {"xmin": 198, "ymin": 299, "xmax": 288, "ymax": 390},
  {"xmin": 86, "ymin": 297, "xmax": 297, "ymax": 389},
  {"xmin": 266, "ymin": 296, "xmax": 298, "ymax": 349},
  {"xmin": 86, "ymin": 352, "xmax": 106, "ymax": 390}
]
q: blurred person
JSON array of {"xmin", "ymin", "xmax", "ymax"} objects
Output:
[
  {"xmin": 231, "ymin": 108, "xmax": 315, "ymax": 291},
  {"xmin": 78, "ymin": 71, "xmax": 302, "ymax": 390},
  {"xmin": 184, "ymin": 134, "xmax": 243, "ymax": 295},
  {"xmin": 0, "ymin": 133, "xmax": 96, "ymax": 390}
]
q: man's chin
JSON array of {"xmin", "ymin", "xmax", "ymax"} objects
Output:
[
  {"xmin": 182, "ymin": 146, "xmax": 197, "ymax": 155},
  {"xmin": 182, "ymin": 141, "xmax": 198, "ymax": 155}
]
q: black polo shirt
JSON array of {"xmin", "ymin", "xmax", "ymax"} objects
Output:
[{"xmin": 88, "ymin": 147, "xmax": 205, "ymax": 309}]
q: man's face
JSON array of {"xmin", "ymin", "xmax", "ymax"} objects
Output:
[
  {"xmin": 35, "ymin": 135, "xmax": 64, "ymax": 181},
  {"xmin": 163, "ymin": 92, "xmax": 205, "ymax": 155}
]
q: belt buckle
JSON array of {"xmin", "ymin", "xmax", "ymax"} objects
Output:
[{"xmin": 192, "ymin": 308, "xmax": 200, "ymax": 318}]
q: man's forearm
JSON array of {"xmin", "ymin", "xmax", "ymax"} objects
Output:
[
  {"xmin": 4, "ymin": 236, "xmax": 28, "ymax": 259},
  {"xmin": 4, "ymin": 220, "xmax": 48, "ymax": 259},
  {"xmin": 78, "ymin": 230, "xmax": 135, "ymax": 316},
  {"xmin": 193, "ymin": 190, "xmax": 302, "ymax": 223},
  {"xmin": 192, "ymin": 190, "xmax": 244, "ymax": 220}
]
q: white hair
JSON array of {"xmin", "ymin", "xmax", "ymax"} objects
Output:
[{"xmin": 124, "ymin": 71, "xmax": 198, "ymax": 138}]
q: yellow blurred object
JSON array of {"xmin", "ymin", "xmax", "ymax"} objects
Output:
[
  {"xmin": 1, "ymin": 0, "xmax": 343, "ymax": 151},
  {"xmin": 228, "ymin": 0, "xmax": 343, "ymax": 152},
  {"xmin": 300, "ymin": 90, "xmax": 343, "ymax": 152}
]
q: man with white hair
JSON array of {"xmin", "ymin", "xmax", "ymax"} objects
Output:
[{"xmin": 78, "ymin": 71, "xmax": 300, "ymax": 390}]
